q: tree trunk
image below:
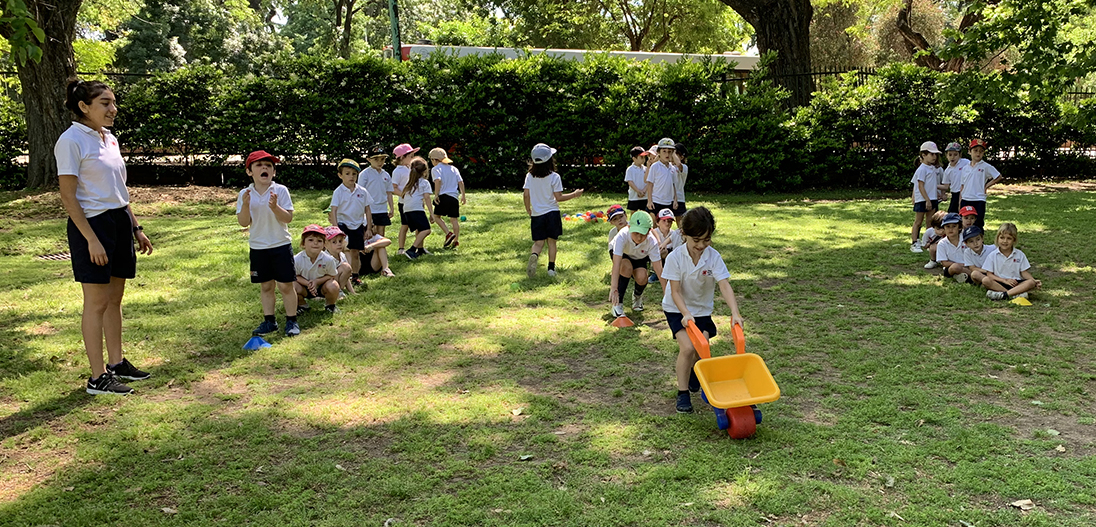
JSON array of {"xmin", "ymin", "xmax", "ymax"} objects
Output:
[
  {"xmin": 340, "ymin": 0, "xmax": 355, "ymax": 59},
  {"xmin": 14, "ymin": 0, "xmax": 82, "ymax": 189},
  {"xmin": 720, "ymin": 0, "xmax": 814, "ymax": 108}
]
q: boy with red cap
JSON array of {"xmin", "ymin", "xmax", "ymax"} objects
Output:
[
  {"xmin": 294, "ymin": 224, "xmax": 341, "ymax": 315},
  {"xmin": 236, "ymin": 150, "xmax": 300, "ymax": 337}
]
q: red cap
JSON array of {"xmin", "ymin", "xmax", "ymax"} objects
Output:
[
  {"xmin": 968, "ymin": 138, "xmax": 986, "ymax": 149},
  {"xmin": 301, "ymin": 224, "xmax": 326, "ymax": 238},
  {"xmin": 246, "ymin": 150, "xmax": 280, "ymax": 169},
  {"xmin": 959, "ymin": 206, "xmax": 978, "ymax": 216}
]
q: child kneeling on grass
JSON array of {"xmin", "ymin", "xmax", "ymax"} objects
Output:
[
  {"xmin": 294, "ymin": 224, "xmax": 341, "ymax": 315},
  {"xmin": 661, "ymin": 207, "xmax": 743, "ymax": 414},
  {"xmin": 982, "ymin": 222, "xmax": 1041, "ymax": 301}
]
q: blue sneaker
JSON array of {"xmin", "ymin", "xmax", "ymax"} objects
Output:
[
  {"xmin": 253, "ymin": 320, "xmax": 278, "ymax": 336},
  {"xmin": 676, "ymin": 392, "xmax": 693, "ymax": 413},
  {"xmin": 285, "ymin": 319, "xmax": 300, "ymax": 337}
]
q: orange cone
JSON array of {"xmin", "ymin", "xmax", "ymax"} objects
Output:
[{"xmin": 611, "ymin": 316, "xmax": 635, "ymax": 328}]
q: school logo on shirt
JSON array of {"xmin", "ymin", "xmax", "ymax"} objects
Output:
[{"xmin": 701, "ymin": 270, "xmax": 713, "ymax": 276}]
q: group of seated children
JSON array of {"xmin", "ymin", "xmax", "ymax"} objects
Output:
[
  {"xmin": 919, "ymin": 208, "xmax": 1041, "ymax": 301},
  {"xmin": 238, "ymin": 145, "xmax": 463, "ymax": 338}
]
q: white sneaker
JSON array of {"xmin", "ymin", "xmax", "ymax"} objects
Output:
[
  {"xmin": 611, "ymin": 304, "xmax": 625, "ymax": 318},
  {"xmin": 954, "ymin": 273, "xmax": 969, "ymax": 284},
  {"xmin": 1011, "ymin": 292, "xmax": 1029, "ymax": 299},
  {"xmin": 924, "ymin": 260, "xmax": 939, "ymax": 269},
  {"xmin": 632, "ymin": 294, "xmax": 644, "ymax": 312},
  {"xmin": 547, "ymin": 269, "xmax": 557, "ymax": 277},
  {"xmin": 910, "ymin": 242, "xmax": 924, "ymax": 253},
  {"xmin": 526, "ymin": 253, "xmax": 538, "ymax": 278},
  {"xmin": 986, "ymin": 290, "xmax": 1007, "ymax": 301}
]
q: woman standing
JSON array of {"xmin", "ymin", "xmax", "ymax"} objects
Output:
[{"xmin": 55, "ymin": 79, "xmax": 153, "ymax": 395}]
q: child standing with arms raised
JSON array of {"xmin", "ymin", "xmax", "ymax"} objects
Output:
[
  {"xmin": 524, "ymin": 143, "xmax": 583, "ymax": 278},
  {"xmin": 909, "ymin": 141, "xmax": 941, "ymax": 253},
  {"xmin": 661, "ymin": 206, "xmax": 743, "ymax": 413},
  {"xmin": 959, "ymin": 138, "xmax": 1002, "ymax": 229},
  {"xmin": 357, "ymin": 145, "xmax": 394, "ymax": 237},
  {"xmin": 236, "ymin": 151, "xmax": 299, "ymax": 337}
]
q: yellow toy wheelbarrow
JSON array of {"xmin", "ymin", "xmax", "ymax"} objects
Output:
[{"xmin": 688, "ymin": 321, "xmax": 780, "ymax": 438}]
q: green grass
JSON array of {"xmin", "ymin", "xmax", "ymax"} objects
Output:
[{"xmin": 2, "ymin": 185, "xmax": 1095, "ymax": 526}]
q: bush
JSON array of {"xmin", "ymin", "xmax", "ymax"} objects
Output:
[{"xmin": 0, "ymin": 90, "xmax": 26, "ymax": 190}]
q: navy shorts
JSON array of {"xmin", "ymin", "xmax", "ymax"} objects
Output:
[
  {"xmin": 626, "ymin": 199, "xmax": 646, "ymax": 212},
  {"xmin": 250, "ymin": 243, "xmax": 295, "ymax": 283},
  {"xmin": 531, "ymin": 211, "xmax": 563, "ymax": 241},
  {"xmin": 947, "ymin": 192, "xmax": 961, "ymax": 213},
  {"xmin": 404, "ymin": 210, "xmax": 431, "ymax": 233},
  {"xmin": 68, "ymin": 207, "xmax": 136, "ymax": 284},
  {"xmin": 665, "ymin": 312, "xmax": 718, "ymax": 340},
  {"xmin": 434, "ymin": 194, "xmax": 460, "ymax": 218},
  {"xmin": 397, "ymin": 202, "xmax": 408, "ymax": 225},
  {"xmin": 672, "ymin": 201, "xmax": 686, "ymax": 217},
  {"xmin": 371, "ymin": 211, "xmax": 391, "ymax": 227},
  {"xmin": 647, "ymin": 202, "xmax": 672, "ymax": 215},
  {"xmin": 913, "ymin": 200, "xmax": 939, "ymax": 213},
  {"xmin": 987, "ymin": 276, "xmax": 1026, "ymax": 289},
  {"xmin": 338, "ymin": 223, "xmax": 366, "ymax": 251},
  {"xmin": 360, "ymin": 250, "xmax": 382, "ymax": 274},
  {"xmin": 620, "ymin": 255, "xmax": 651, "ymax": 271}
]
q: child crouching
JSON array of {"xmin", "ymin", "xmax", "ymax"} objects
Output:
[
  {"xmin": 324, "ymin": 226, "xmax": 355, "ymax": 295},
  {"xmin": 294, "ymin": 224, "xmax": 341, "ymax": 314}
]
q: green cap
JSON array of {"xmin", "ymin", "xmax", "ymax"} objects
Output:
[
  {"xmin": 338, "ymin": 158, "xmax": 360, "ymax": 172},
  {"xmin": 628, "ymin": 211, "xmax": 653, "ymax": 235}
]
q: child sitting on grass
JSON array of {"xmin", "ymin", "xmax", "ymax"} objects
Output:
[
  {"xmin": 661, "ymin": 206, "xmax": 743, "ymax": 414},
  {"xmin": 982, "ymin": 223, "xmax": 1041, "ymax": 300},
  {"xmin": 324, "ymin": 226, "xmax": 355, "ymax": 295},
  {"xmin": 933, "ymin": 213, "xmax": 967, "ymax": 282},
  {"xmin": 294, "ymin": 224, "xmax": 341, "ymax": 315},
  {"xmin": 960, "ymin": 226, "xmax": 995, "ymax": 287},
  {"xmin": 360, "ymin": 229, "xmax": 395, "ymax": 277},
  {"xmin": 921, "ymin": 211, "xmax": 946, "ymax": 268}
]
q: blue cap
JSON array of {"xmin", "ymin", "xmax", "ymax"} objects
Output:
[
  {"xmin": 961, "ymin": 226, "xmax": 983, "ymax": 242},
  {"xmin": 941, "ymin": 213, "xmax": 961, "ymax": 226}
]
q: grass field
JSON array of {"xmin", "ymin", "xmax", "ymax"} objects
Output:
[{"xmin": 1, "ymin": 183, "xmax": 1095, "ymax": 526}]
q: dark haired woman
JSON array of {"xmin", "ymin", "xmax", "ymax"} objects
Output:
[{"xmin": 55, "ymin": 79, "xmax": 153, "ymax": 395}]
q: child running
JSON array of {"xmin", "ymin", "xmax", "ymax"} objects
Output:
[
  {"xmin": 390, "ymin": 143, "xmax": 419, "ymax": 255},
  {"xmin": 661, "ymin": 206, "xmax": 742, "ymax": 413},
  {"xmin": 429, "ymin": 147, "xmax": 466, "ymax": 249},
  {"xmin": 609, "ymin": 211, "xmax": 666, "ymax": 317},
  {"xmin": 523, "ymin": 143, "xmax": 583, "ymax": 278},
  {"xmin": 294, "ymin": 224, "xmax": 341, "ymax": 315},
  {"xmin": 910, "ymin": 141, "xmax": 941, "ymax": 253},
  {"xmin": 236, "ymin": 150, "xmax": 300, "ymax": 337},
  {"xmin": 401, "ymin": 157, "xmax": 434, "ymax": 259}
]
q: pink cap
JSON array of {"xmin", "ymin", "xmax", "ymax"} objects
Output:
[
  {"xmin": 324, "ymin": 226, "xmax": 345, "ymax": 240},
  {"xmin": 392, "ymin": 143, "xmax": 420, "ymax": 158}
]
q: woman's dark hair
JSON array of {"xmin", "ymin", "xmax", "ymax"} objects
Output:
[
  {"xmin": 680, "ymin": 206, "xmax": 716, "ymax": 238},
  {"xmin": 66, "ymin": 78, "xmax": 111, "ymax": 119},
  {"xmin": 527, "ymin": 157, "xmax": 556, "ymax": 178}
]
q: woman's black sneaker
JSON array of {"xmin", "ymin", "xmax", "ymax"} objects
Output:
[
  {"xmin": 86, "ymin": 371, "xmax": 133, "ymax": 395},
  {"xmin": 107, "ymin": 358, "xmax": 150, "ymax": 381}
]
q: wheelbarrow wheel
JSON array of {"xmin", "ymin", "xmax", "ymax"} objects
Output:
[
  {"xmin": 714, "ymin": 406, "xmax": 729, "ymax": 430},
  {"xmin": 726, "ymin": 406, "xmax": 756, "ymax": 439}
]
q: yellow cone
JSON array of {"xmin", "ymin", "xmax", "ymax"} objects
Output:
[{"xmin": 1011, "ymin": 297, "xmax": 1033, "ymax": 306}]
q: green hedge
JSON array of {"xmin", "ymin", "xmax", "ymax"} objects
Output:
[{"xmin": 1, "ymin": 54, "xmax": 1093, "ymax": 191}]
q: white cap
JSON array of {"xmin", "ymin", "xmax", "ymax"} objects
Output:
[
  {"xmin": 531, "ymin": 143, "xmax": 556, "ymax": 164},
  {"xmin": 657, "ymin": 137, "xmax": 676, "ymax": 149},
  {"xmin": 920, "ymin": 141, "xmax": 941, "ymax": 154}
]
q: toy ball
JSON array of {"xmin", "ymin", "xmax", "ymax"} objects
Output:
[
  {"xmin": 510, "ymin": 282, "xmax": 521, "ymax": 290},
  {"xmin": 596, "ymin": 211, "xmax": 605, "ymax": 218},
  {"xmin": 460, "ymin": 215, "xmax": 467, "ymax": 222}
]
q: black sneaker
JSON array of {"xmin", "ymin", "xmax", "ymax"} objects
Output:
[
  {"xmin": 86, "ymin": 371, "xmax": 133, "ymax": 396},
  {"xmin": 325, "ymin": 305, "xmax": 339, "ymax": 314},
  {"xmin": 406, "ymin": 247, "xmax": 420, "ymax": 260},
  {"xmin": 296, "ymin": 303, "xmax": 311, "ymax": 316},
  {"xmin": 253, "ymin": 320, "xmax": 278, "ymax": 335},
  {"xmin": 285, "ymin": 319, "xmax": 301, "ymax": 337},
  {"xmin": 107, "ymin": 358, "xmax": 150, "ymax": 381},
  {"xmin": 688, "ymin": 370, "xmax": 700, "ymax": 393},
  {"xmin": 676, "ymin": 392, "xmax": 693, "ymax": 413}
]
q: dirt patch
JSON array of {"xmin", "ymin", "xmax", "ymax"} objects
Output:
[
  {"xmin": 128, "ymin": 186, "xmax": 238, "ymax": 206},
  {"xmin": 0, "ymin": 445, "xmax": 76, "ymax": 503},
  {"xmin": 0, "ymin": 186, "xmax": 240, "ymax": 222},
  {"xmin": 992, "ymin": 181, "xmax": 1096, "ymax": 195}
]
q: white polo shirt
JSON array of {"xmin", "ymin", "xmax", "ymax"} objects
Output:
[
  {"xmin": 331, "ymin": 183, "xmax": 371, "ymax": 229},
  {"xmin": 356, "ymin": 167, "xmax": 391, "ymax": 214},
  {"xmin": 911, "ymin": 164, "xmax": 939, "ymax": 203},
  {"xmin": 294, "ymin": 250, "xmax": 338, "ymax": 281},
  {"xmin": 963, "ymin": 243, "xmax": 996, "ymax": 269},
  {"xmin": 610, "ymin": 229, "xmax": 661, "ymax": 262},
  {"xmin": 935, "ymin": 236, "xmax": 964, "ymax": 264},
  {"xmin": 391, "ymin": 165, "xmax": 410, "ymax": 201},
  {"xmin": 236, "ymin": 182, "xmax": 294, "ymax": 250},
  {"xmin": 625, "ymin": 164, "xmax": 646, "ymax": 201},
  {"xmin": 674, "ymin": 163, "xmax": 688, "ymax": 202},
  {"xmin": 984, "ymin": 248, "xmax": 1030, "ymax": 280},
  {"xmin": 658, "ymin": 228, "xmax": 685, "ymax": 252},
  {"xmin": 54, "ymin": 122, "xmax": 130, "ymax": 218},
  {"xmin": 403, "ymin": 179, "xmax": 432, "ymax": 213},
  {"xmin": 941, "ymin": 158, "xmax": 970, "ymax": 193},
  {"xmin": 431, "ymin": 164, "xmax": 463, "ymax": 198},
  {"xmin": 646, "ymin": 162, "xmax": 677, "ymax": 204},
  {"xmin": 523, "ymin": 172, "xmax": 563, "ymax": 216},
  {"xmin": 660, "ymin": 245, "xmax": 732, "ymax": 317},
  {"xmin": 960, "ymin": 161, "xmax": 1000, "ymax": 202}
]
